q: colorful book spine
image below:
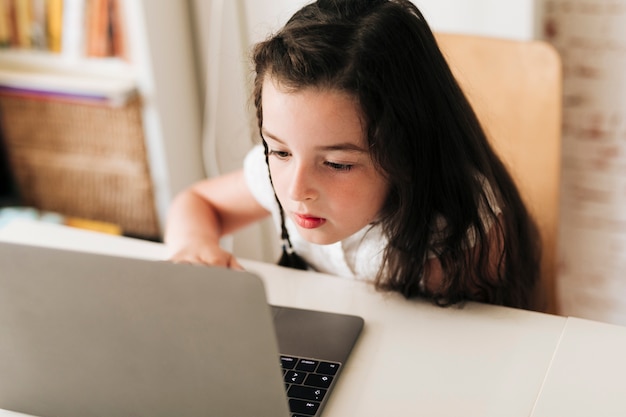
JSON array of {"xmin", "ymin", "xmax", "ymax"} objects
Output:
[
  {"xmin": 61, "ymin": 0, "xmax": 86, "ymax": 58},
  {"xmin": 46, "ymin": 0, "xmax": 63, "ymax": 53},
  {"xmin": 0, "ymin": 0, "xmax": 9, "ymax": 47},
  {"xmin": 85, "ymin": 0, "xmax": 109, "ymax": 57},
  {"xmin": 29, "ymin": 0, "xmax": 47, "ymax": 49},
  {"xmin": 14, "ymin": 0, "xmax": 31, "ymax": 48},
  {"xmin": 0, "ymin": 0, "xmax": 127, "ymax": 58}
]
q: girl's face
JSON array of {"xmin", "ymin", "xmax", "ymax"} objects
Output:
[{"xmin": 262, "ymin": 77, "xmax": 389, "ymax": 245}]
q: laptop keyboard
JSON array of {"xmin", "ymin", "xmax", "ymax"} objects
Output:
[{"xmin": 280, "ymin": 355, "xmax": 341, "ymax": 417}]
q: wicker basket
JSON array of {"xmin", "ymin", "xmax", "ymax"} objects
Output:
[{"xmin": 0, "ymin": 93, "xmax": 160, "ymax": 238}]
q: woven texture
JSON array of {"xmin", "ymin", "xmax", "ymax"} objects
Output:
[{"xmin": 0, "ymin": 94, "xmax": 160, "ymax": 238}]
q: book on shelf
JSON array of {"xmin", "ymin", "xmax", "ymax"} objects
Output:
[
  {"xmin": 46, "ymin": 0, "xmax": 63, "ymax": 52},
  {"xmin": 0, "ymin": 0, "xmax": 127, "ymax": 60},
  {"xmin": 30, "ymin": 0, "xmax": 47, "ymax": 49},
  {"xmin": 0, "ymin": 0, "xmax": 15, "ymax": 47},
  {"xmin": 61, "ymin": 0, "xmax": 85, "ymax": 59},
  {"xmin": 14, "ymin": 0, "xmax": 31, "ymax": 49},
  {"xmin": 0, "ymin": 1, "xmax": 7, "ymax": 47}
]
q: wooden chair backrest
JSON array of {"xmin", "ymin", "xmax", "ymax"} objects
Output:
[{"xmin": 435, "ymin": 32, "xmax": 563, "ymax": 313}]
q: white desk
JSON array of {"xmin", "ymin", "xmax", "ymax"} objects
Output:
[
  {"xmin": 1, "ymin": 220, "xmax": 624, "ymax": 416},
  {"xmin": 530, "ymin": 317, "xmax": 626, "ymax": 417}
]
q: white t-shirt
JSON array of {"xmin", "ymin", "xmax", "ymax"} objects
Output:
[{"xmin": 242, "ymin": 144, "xmax": 501, "ymax": 281}]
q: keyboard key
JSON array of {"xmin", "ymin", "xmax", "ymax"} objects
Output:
[
  {"xmin": 296, "ymin": 359, "xmax": 318, "ymax": 372},
  {"xmin": 281, "ymin": 356, "xmax": 298, "ymax": 370},
  {"xmin": 288, "ymin": 384, "xmax": 327, "ymax": 402},
  {"xmin": 317, "ymin": 361, "xmax": 340, "ymax": 375},
  {"xmin": 284, "ymin": 370, "xmax": 307, "ymax": 384},
  {"xmin": 289, "ymin": 398, "xmax": 320, "ymax": 416},
  {"xmin": 304, "ymin": 373, "xmax": 333, "ymax": 388}
]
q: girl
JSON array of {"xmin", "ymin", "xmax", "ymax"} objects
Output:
[{"xmin": 165, "ymin": 0, "xmax": 542, "ymax": 310}]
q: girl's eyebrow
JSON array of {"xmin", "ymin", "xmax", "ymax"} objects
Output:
[{"xmin": 261, "ymin": 128, "xmax": 368, "ymax": 153}]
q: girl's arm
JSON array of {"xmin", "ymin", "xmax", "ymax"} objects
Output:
[{"xmin": 164, "ymin": 169, "xmax": 270, "ymax": 268}]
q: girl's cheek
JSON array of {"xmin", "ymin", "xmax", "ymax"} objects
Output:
[{"xmin": 269, "ymin": 164, "xmax": 288, "ymax": 192}]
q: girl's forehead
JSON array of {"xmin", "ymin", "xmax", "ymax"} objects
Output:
[
  {"xmin": 262, "ymin": 81, "xmax": 367, "ymax": 147},
  {"xmin": 262, "ymin": 75, "xmax": 359, "ymax": 106},
  {"xmin": 262, "ymin": 77, "xmax": 365, "ymax": 129}
]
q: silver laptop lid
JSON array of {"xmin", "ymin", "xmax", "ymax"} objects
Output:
[{"xmin": 0, "ymin": 241, "xmax": 290, "ymax": 417}]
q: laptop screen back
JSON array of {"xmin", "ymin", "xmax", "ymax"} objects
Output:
[{"xmin": 0, "ymin": 242, "xmax": 290, "ymax": 417}]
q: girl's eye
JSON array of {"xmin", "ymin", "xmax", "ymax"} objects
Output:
[
  {"xmin": 269, "ymin": 150, "xmax": 290, "ymax": 159},
  {"xmin": 325, "ymin": 161, "xmax": 353, "ymax": 171}
]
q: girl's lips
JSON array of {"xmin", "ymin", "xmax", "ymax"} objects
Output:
[{"xmin": 293, "ymin": 213, "xmax": 327, "ymax": 229}]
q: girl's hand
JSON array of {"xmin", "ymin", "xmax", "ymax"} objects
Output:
[{"xmin": 168, "ymin": 241, "xmax": 244, "ymax": 270}]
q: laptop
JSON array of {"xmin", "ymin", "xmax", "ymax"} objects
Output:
[{"xmin": 0, "ymin": 241, "xmax": 363, "ymax": 417}]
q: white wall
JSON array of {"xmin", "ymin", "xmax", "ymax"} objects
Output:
[
  {"xmin": 410, "ymin": 0, "xmax": 538, "ymax": 40},
  {"xmin": 538, "ymin": 0, "xmax": 626, "ymax": 326},
  {"xmin": 238, "ymin": 0, "xmax": 537, "ymax": 45},
  {"xmin": 194, "ymin": 0, "xmax": 538, "ymax": 93}
]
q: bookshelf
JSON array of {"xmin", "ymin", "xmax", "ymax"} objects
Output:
[{"xmin": 0, "ymin": 0, "xmax": 205, "ymax": 239}]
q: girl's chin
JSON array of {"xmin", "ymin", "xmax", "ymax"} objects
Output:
[{"xmin": 296, "ymin": 228, "xmax": 344, "ymax": 246}]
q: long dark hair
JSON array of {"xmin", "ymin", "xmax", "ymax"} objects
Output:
[{"xmin": 251, "ymin": 0, "xmax": 541, "ymax": 310}]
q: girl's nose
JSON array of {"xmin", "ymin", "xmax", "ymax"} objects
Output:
[{"xmin": 288, "ymin": 162, "xmax": 318, "ymax": 202}]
